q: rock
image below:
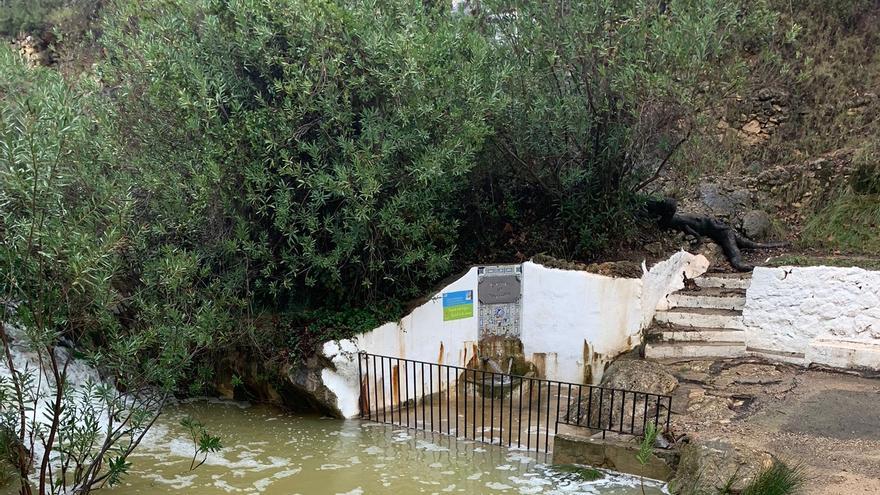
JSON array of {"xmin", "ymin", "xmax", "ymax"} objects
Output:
[
  {"xmin": 699, "ymin": 184, "xmax": 736, "ymax": 217},
  {"xmin": 644, "ymin": 242, "xmax": 665, "ymax": 257},
  {"xmin": 578, "ymin": 359, "xmax": 678, "ymax": 430},
  {"xmin": 741, "ymin": 209, "xmax": 772, "ymax": 240},
  {"xmin": 670, "ymin": 439, "xmax": 774, "ymax": 494},
  {"xmin": 741, "ymin": 119, "xmax": 762, "ymax": 134},
  {"xmin": 756, "ymin": 87, "xmax": 774, "ymax": 101},
  {"xmin": 212, "ymin": 347, "xmax": 345, "ymax": 417},
  {"xmin": 284, "ymin": 351, "xmax": 344, "ymax": 417},
  {"xmin": 696, "ymin": 242, "xmax": 725, "ymax": 268},
  {"xmin": 600, "ymin": 359, "xmax": 679, "ymax": 396}
]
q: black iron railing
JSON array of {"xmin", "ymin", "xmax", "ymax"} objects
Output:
[{"xmin": 357, "ymin": 352, "xmax": 672, "ymax": 454}]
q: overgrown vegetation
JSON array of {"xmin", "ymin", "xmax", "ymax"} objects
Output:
[
  {"xmin": 741, "ymin": 461, "xmax": 806, "ymax": 495},
  {"xmin": 2, "ymin": 0, "xmax": 841, "ymax": 490},
  {"xmin": 662, "ymin": 0, "xmax": 880, "ymax": 254},
  {"xmin": 0, "ymin": 0, "xmax": 64, "ymax": 36},
  {"xmin": 0, "ymin": 43, "xmax": 213, "ymax": 494},
  {"xmin": 674, "ymin": 459, "xmax": 805, "ymax": 495}
]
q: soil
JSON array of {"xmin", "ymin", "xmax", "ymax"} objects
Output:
[{"xmin": 662, "ymin": 358, "xmax": 880, "ymax": 495}]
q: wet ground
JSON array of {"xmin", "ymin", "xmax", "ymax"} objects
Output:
[{"xmin": 663, "ymin": 358, "xmax": 880, "ymax": 495}]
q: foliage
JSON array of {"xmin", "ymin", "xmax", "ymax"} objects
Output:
[
  {"xmin": 462, "ymin": 0, "xmax": 776, "ymax": 258},
  {"xmin": 98, "ymin": 0, "xmax": 500, "ymax": 314},
  {"xmin": 180, "ymin": 416, "xmax": 222, "ymax": 471},
  {"xmin": 801, "ymin": 191, "xmax": 880, "ymax": 253},
  {"xmin": 0, "ymin": 0, "xmax": 64, "ymax": 36},
  {"xmin": 0, "ymin": 44, "xmax": 213, "ymax": 494},
  {"xmin": 636, "ymin": 422, "xmax": 659, "ymax": 495},
  {"xmin": 742, "ymin": 461, "xmax": 806, "ymax": 495}
]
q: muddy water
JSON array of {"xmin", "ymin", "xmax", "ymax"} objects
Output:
[{"xmin": 108, "ymin": 400, "xmax": 665, "ymax": 495}]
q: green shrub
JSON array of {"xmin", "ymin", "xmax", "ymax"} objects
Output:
[
  {"xmin": 742, "ymin": 461, "xmax": 806, "ymax": 495},
  {"xmin": 466, "ymin": 0, "xmax": 777, "ymax": 257},
  {"xmin": 0, "ymin": 0, "xmax": 63, "ymax": 36},
  {"xmin": 802, "ymin": 191, "xmax": 880, "ymax": 253},
  {"xmin": 99, "ymin": 0, "xmax": 500, "ymax": 311}
]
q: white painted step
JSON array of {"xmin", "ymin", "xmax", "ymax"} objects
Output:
[
  {"xmin": 652, "ymin": 326, "xmax": 746, "ymax": 343},
  {"xmin": 667, "ymin": 290, "xmax": 746, "ymax": 311},
  {"xmin": 748, "ymin": 347, "xmax": 806, "ymax": 366},
  {"xmin": 645, "ymin": 341, "xmax": 747, "ymax": 360},
  {"xmin": 695, "ymin": 273, "xmax": 751, "ymax": 290},
  {"xmin": 654, "ymin": 307, "xmax": 746, "ymax": 330}
]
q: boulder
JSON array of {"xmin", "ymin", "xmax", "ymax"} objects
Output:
[
  {"xmin": 577, "ymin": 359, "xmax": 678, "ymax": 431},
  {"xmin": 670, "ymin": 439, "xmax": 774, "ymax": 494},
  {"xmin": 741, "ymin": 209, "xmax": 772, "ymax": 240},
  {"xmin": 600, "ymin": 359, "xmax": 679, "ymax": 396},
  {"xmin": 695, "ymin": 242, "xmax": 725, "ymax": 268}
]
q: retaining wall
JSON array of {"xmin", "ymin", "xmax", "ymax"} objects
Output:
[
  {"xmin": 322, "ymin": 251, "xmax": 708, "ymax": 418},
  {"xmin": 743, "ymin": 265, "xmax": 880, "ymax": 370}
]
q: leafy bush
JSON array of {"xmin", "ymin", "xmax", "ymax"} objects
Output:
[
  {"xmin": 465, "ymin": 0, "xmax": 777, "ymax": 257},
  {"xmin": 0, "ymin": 43, "xmax": 219, "ymax": 494},
  {"xmin": 99, "ymin": 0, "xmax": 499, "ymax": 312},
  {"xmin": 0, "ymin": 0, "xmax": 64, "ymax": 36}
]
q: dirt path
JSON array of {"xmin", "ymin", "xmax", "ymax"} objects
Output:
[{"xmin": 662, "ymin": 358, "xmax": 880, "ymax": 494}]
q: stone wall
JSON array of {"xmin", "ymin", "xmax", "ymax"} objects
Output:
[{"xmin": 743, "ymin": 266, "xmax": 880, "ymax": 370}]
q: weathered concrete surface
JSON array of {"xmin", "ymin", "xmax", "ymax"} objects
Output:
[
  {"xmin": 553, "ymin": 433, "xmax": 677, "ymax": 481},
  {"xmin": 663, "ymin": 357, "xmax": 880, "ymax": 495}
]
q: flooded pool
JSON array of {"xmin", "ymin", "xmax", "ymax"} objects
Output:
[{"xmin": 107, "ymin": 400, "xmax": 665, "ymax": 494}]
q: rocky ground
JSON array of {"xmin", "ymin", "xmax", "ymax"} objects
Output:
[{"xmin": 662, "ymin": 358, "xmax": 880, "ymax": 494}]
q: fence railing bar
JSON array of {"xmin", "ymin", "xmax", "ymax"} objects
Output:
[
  {"xmin": 446, "ymin": 366, "xmax": 451, "ymax": 435},
  {"xmin": 356, "ymin": 352, "xmax": 671, "ymax": 455},
  {"xmin": 489, "ymin": 371, "xmax": 496, "ymax": 444},
  {"xmin": 472, "ymin": 369, "xmax": 477, "ymax": 441},
  {"xmin": 429, "ymin": 363, "xmax": 434, "ymax": 433}
]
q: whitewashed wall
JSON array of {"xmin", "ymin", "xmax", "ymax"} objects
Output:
[
  {"xmin": 743, "ymin": 266, "xmax": 880, "ymax": 370},
  {"xmin": 323, "ymin": 252, "xmax": 708, "ymax": 418}
]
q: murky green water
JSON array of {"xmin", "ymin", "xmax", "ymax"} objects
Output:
[{"xmin": 107, "ymin": 400, "xmax": 665, "ymax": 494}]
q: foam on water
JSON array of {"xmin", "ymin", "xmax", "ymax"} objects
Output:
[{"xmin": 107, "ymin": 401, "xmax": 667, "ymax": 494}]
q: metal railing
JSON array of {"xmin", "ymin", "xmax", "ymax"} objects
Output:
[{"xmin": 357, "ymin": 352, "xmax": 671, "ymax": 454}]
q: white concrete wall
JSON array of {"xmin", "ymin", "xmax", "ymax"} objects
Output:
[
  {"xmin": 323, "ymin": 252, "xmax": 708, "ymax": 418},
  {"xmin": 519, "ymin": 262, "xmax": 642, "ymax": 384},
  {"xmin": 743, "ymin": 266, "xmax": 880, "ymax": 370},
  {"xmin": 641, "ymin": 251, "xmax": 711, "ymax": 325}
]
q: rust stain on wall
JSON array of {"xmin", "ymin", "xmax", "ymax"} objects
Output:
[
  {"xmin": 437, "ymin": 341, "xmax": 445, "ymax": 365},
  {"xmin": 531, "ymin": 352, "xmax": 547, "ymax": 378},
  {"xmin": 583, "ymin": 340, "xmax": 604, "ymax": 385},
  {"xmin": 359, "ymin": 375, "xmax": 370, "ymax": 413}
]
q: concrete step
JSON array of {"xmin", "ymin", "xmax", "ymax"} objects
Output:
[
  {"xmin": 645, "ymin": 341, "xmax": 747, "ymax": 360},
  {"xmin": 695, "ymin": 273, "xmax": 751, "ymax": 290},
  {"xmin": 654, "ymin": 307, "xmax": 745, "ymax": 330},
  {"xmin": 667, "ymin": 289, "xmax": 746, "ymax": 311},
  {"xmin": 747, "ymin": 346, "xmax": 806, "ymax": 366},
  {"xmin": 651, "ymin": 325, "xmax": 746, "ymax": 343}
]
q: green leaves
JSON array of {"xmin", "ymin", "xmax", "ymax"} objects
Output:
[
  {"xmin": 180, "ymin": 415, "xmax": 223, "ymax": 471},
  {"xmin": 101, "ymin": 0, "xmax": 499, "ymax": 310}
]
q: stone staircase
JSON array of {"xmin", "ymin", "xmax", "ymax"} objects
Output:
[{"xmin": 645, "ymin": 273, "xmax": 751, "ymax": 360}]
